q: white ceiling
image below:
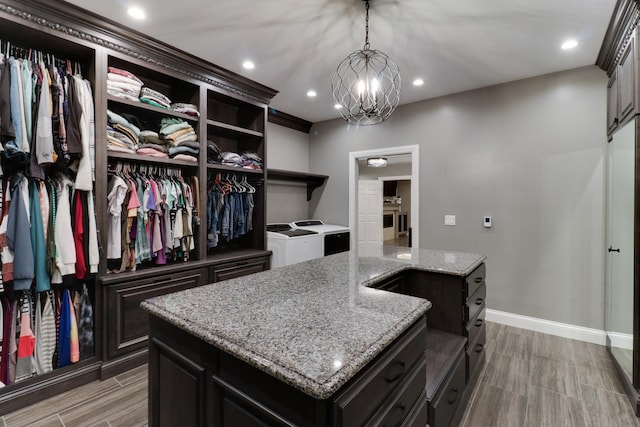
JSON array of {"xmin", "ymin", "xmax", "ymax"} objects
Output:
[{"xmin": 64, "ymin": 0, "xmax": 616, "ymax": 124}]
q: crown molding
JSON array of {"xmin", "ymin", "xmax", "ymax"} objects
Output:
[
  {"xmin": 0, "ymin": 0, "xmax": 278, "ymax": 104},
  {"xmin": 268, "ymin": 108, "xmax": 313, "ymax": 133},
  {"xmin": 597, "ymin": 0, "xmax": 640, "ymax": 75}
]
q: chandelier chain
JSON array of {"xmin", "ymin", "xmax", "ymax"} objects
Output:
[{"xmin": 364, "ymin": 0, "xmax": 370, "ymax": 50}]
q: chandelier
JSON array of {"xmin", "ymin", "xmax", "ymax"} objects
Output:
[{"xmin": 332, "ymin": 0, "xmax": 401, "ymax": 126}]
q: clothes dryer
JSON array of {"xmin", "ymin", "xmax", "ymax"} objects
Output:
[{"xmin": 289, "ymin": 220, "xmax": 351, "ymax": 256}]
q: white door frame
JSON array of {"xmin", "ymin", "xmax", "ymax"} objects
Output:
[{"xmin": 349, "ymin": 145, "xmax": 420, "ymax": 249}]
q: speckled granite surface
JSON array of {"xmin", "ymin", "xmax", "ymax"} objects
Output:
[{"xmin": 141, "ymin": 245, "xmax": 485, "ymax": 400}]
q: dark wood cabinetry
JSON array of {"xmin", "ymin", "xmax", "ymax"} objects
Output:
[
  {"xmin": 148, "ymin": 314, "xmax": 427, "ymax": 427},
  {"xmin": 603, "ymin": 20, "xmax": 638, "ymax": 137},
  {"xmin": 608, "ymin": 72, "xmax": 619, "ymax": 133},
  {"xmin": 380, "ymin": 263, "xmax": 487, "ymax": 427},
  {"xmin": 102, "ymin": 268, "xmax": 206, "ymax": 360}
]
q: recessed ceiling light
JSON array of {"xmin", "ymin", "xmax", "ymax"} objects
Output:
[
  {"xmin": 307, "ymin": 90, "xmax": 317, "ymax": 97},
  {"xmin": 242, "ymin": 60, "xmax": 255, "ymax": 70},
  {"xmin": 413, "ymin": 78, "xmax": 424, "ymax": 86},
  {"xmin": 334, "ymin": 104, "xmax": 343, "ymax": 109},
  {"xmin": 127, "ymin": 6, "xmax": 146, "ymax": 20},
  {"xmin": 561, "ymin": 39, "xmax": 578, "ymax": 50}
]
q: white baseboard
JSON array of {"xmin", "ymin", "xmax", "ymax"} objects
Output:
[
  {"xmin": 486, "ymin": 309, "xmax": 607, "ymax": 346},
  {"xmin": 608, "ymin": 332, "xmax": 634, "ymax": 350}
]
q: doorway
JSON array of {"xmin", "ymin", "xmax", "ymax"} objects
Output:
[
  {"xmin": 380, "ymin": 177, "xmax": 411, "ymax": 246},
  {"xmin": 349, "ymin": 145, "xmax": 420, "ymax": 249}
]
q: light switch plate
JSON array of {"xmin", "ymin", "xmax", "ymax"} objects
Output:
[{"xmin": 445, "ymin": 215, "xmax": 456, "ymax": 226}]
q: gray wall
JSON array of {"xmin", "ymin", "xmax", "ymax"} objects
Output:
[
  {"xmin": 266, "ymin": 122, "xmax": 311, "ymax": 223},
  {"xmin": 308, "ymin": 65, "xmax": 607, "ymax": 329}
]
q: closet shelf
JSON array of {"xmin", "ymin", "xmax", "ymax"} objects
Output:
[
  {"xmin": 207, "ymin": 119, "xmax": 264, "ymax": 138},
  {"xmin": 267, "ymin": 169, "xmax": 328, "ymax": 201},
  {"xmin": 107, "ymin": 151, "xmax": 199, "ymax": 167},
  {"xmin": 107, "ymin": 95, "xmax": 199, "ymax": 122},
  {"xmin": 207, "ymin": 164, "xmax": 264, "ymax": 174}
]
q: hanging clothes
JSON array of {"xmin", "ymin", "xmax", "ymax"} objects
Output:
[
  {"xmin": 15, "ymin": 295, "xmax": 36, "ymax": 382},
  {"xmin": 34, "ymin": 293, "xmax": 55, "ymax": 374},
  {"xmin": 6, "ymin": 175, "xmax": 33, "ymax": 290}
]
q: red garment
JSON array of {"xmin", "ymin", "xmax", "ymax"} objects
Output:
[
  {"xmin": 73, "ymin": 192, "xmax": 86, "ymax": 279},
  {"xmin": 107, "ymin": 67, "xmax": 143, "ymax": 84},
  {"xmin": 16, "ymin": 313, "xmax": 35, "ymax": 358}
]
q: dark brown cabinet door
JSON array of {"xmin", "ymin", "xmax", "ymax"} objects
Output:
[
  {"xmin": 149, "ymin": 337, "xmax": 207, "ymax": 427},
  {"xmin": 619, "ymin": 35, "xmax": 636, "ymax": 123},
  {"xmin": 105, "ymin": 269, "xmax": 204, "ymax": 359},
  {"xmin": 608, "ymin": 71, "xmax": 619, "ymax": 134}
]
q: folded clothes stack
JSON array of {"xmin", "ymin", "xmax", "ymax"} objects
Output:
[
  {"xmin": 159, "ymin": 118, "xmax": 199, "ymax": 162},
  {"xmin": 137, "ymin": 130, "xmax": 169, "ymax": 158},
  {"xmin": 207, "ymin": 140, "xmax": 222, "ymax": 164},
  {"xmin": 107, "ymin": 110, "xmax": 140, "ymax": 153},
  {"xmin": 140, "ymin": 87, "xmax": 172, "ymax": 109},
  {"xmin": 107, "ymin": 66, "xmax": 143, "ymax": 102},
  {"xmin": 241, "ymin": 152, "xmax": 263, "ymax": 170},
  {"xmin": 170, "ymin": 103, "xmax": 200, "ymax": 117},
  {"xmin": 221, "ymin": 152, "xmax": 243, "ymax": 167}
]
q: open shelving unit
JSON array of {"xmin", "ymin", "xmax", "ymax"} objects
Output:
[{"xmin": 267, "ymin": 168, "xmax": 329, "ymax": 201}]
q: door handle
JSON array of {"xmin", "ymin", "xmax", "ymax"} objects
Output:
[
  {"xmin": 608, "ymin": 246, "xmax": 620, "ymax": 253},
  {"xmin": 474, "ymin": 277, "xmax": 483, "ymax": 284}
]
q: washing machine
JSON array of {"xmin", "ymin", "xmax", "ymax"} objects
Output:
[
  {"xmin": 266, "ymin": 223, "xmax": 323, "ymax": 268},
  {"xmin": 290, "ymin": 220, "xmax": 351, "ymax": 256}
]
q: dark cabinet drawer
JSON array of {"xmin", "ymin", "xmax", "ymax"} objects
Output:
[
  {"xmin": 333, "ymin": 320, "xmax": 427, "ymax": 427},
  {"xmin": 464, "ymin": 284, "xmax": 486, "ymax": 324},
  {"xmin": 105, "ymin": 269, "xmax": 204, "ymax": 359},
  {"xmin": 466, "ymin": 308, "xmax": 486, "ymax": 348},
  {"xmin": 400, "ymin": 391, "xmax": 428, "ymax": 427},
  {"xmin": 464, "ymin": 263, "xmax": 485, "ymax": 301},
  {"xmin": 209, "ymin": 257, "xmax": 269, "ymax": 283},
  {"xmin": 429, "ymin": 352, "xmax": 466, "ymax": 427},
  {"xmin": 368, "ymin": 357, "xmax": 426, "ymax": 427},
  {"xmin": 467, "ymin": 325, "xmax": 487, "ymax": 383}
]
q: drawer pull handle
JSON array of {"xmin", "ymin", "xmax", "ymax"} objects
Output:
[
  {"xmin": 475, "ymin": 343, "xmax": 484, "ymax": 353},
  {"xmin": 385, "ymin": 360, "xmax": 406, "ymax": 383},
  {"xmin": 474, "ymin": 277, "xmax": 483, "ymax": 283},
  {"xmin": 475, "ymin": 298, "xmax": 484, "ymax": 305},
  {"xmin": 447, "ymin": 387, "xmax": 459, "ymax": 405},
  {"xmin": 383, "ymin": 404, "xmax": 406, "ymax": 427},
  {"xmin": 475, "ymin": 319, "xmax": 483, "ymax": 327}
]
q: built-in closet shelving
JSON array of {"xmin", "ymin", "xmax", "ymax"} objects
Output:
[
  {"xmin": 0, "ymin": 0, "xmax": 278, "ymax": 414},
  {"xmin": 267, "ymin": 169, "xmax": 329, "ymax": 201}
]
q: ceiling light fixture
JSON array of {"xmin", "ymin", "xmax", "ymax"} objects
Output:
[
  {"xmin": 332, "ymin": 0, "xmax": 401, "ymax": 126},
  {"xmin": 242, "ymin": 60, "xmax": 255, "ymax": 70},
  {"xmin": 307, "ymin": 90, "xmax": 317, "ymax": 97},
  {"xmin": 413, "ymin": 78, "xmax": 424, "ymax": 86},
  {"xmin": 561, "ymin": 39, "xmax": 578, "ymax": 50},
  {"xmin": 334, "ymin": 104, "xmax": 343, "ymax": 109},
  {"xmin": 127, "ymin": 6, "xmax": 146, "ymax": 20},
  {"xmin": 367, "ymin": 157, "xmax": 388, "ymax": 167}
]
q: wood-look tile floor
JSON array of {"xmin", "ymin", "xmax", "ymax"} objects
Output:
[
  {"xmin": 460, "ymin": 322, "xmax": 640, "ymax": 427},
  {"xmin": 2, "ymin": 322, "xmax": 639, "ymax": 426}
]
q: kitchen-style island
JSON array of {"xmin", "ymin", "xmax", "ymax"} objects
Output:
[{"xmin": 142, "ymin": 245, "xmax": 486, "ymax": 427}]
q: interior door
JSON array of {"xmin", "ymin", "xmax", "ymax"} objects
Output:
[
  {"xmin": 358, "ymin": 180, "xmax": 382, "ymax": 244},
  {"xmin": 606, "ymin": 119, "xmax": 636, "ymax": 382}
]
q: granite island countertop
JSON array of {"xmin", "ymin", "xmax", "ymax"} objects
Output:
[{"xmin": 141, "ymin": 245, "xmax": 486, "ymax": 400}]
